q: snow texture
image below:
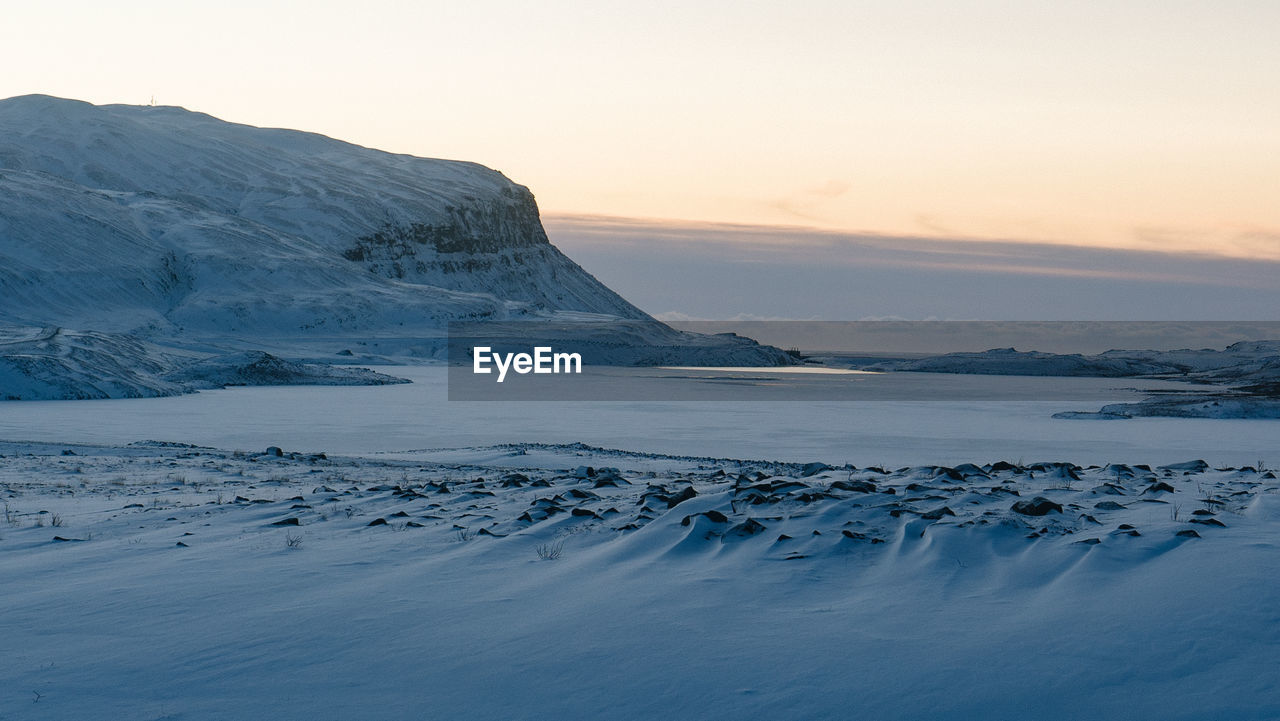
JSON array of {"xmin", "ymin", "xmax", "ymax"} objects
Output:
[
  {"xmin": 2, "ymin": 439, "xmax": 1278, "ymax": 720},
  {"xmin": 0, "ymin": 326, "xmax": 404, "ymax": 400}
]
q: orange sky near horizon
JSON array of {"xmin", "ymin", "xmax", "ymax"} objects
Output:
[{"xmin": 3, "ymin": 1, "xmax": 1278, "ymax": 261}]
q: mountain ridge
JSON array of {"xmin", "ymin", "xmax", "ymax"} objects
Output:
[
  {"xmin": 0, "ymin": 94, "xmax": 648, "ymax": 337},
  {"xmin": 0, "ymin": 95, "xmax": 794, "ymax": 398}
]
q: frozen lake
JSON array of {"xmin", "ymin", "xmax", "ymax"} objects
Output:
[{"xmin": 0, "ymin": 366, "xmax": 1274, "ymax": 466}]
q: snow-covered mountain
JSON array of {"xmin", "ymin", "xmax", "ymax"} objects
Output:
[
  {"xmin": 0, "ymin": 95, "xmax": 794, "ymax": 398},
  {"xmin": 0, "ymin": 94, "xmax": 647, "ymax": 338}
]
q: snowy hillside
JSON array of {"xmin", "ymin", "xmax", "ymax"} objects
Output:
[
  {"xmin": 0, "ymin": 94, "xmax": 646, "ymax": 337},
  {"xmin": 0, "ymin": 326, "xmax": 187, "ymax": 400},
  {"xmin": 0, "ymin": 326, "xmax": 405, "ymax": 400}
]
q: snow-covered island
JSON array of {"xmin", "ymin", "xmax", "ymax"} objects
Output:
[{"xmin": 857, "ymin": 342, "xmax": 1280, "ymax": 418}]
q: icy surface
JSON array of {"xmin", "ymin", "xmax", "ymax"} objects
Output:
[{"xmin": 0, "ymin": 367, "xmax": 1276, "ymax": 466}]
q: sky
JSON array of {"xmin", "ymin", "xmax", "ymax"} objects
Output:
[
  {"xmin": 3, "ymin": 1, "xmax": 1278, "ymax": 320},
  {"xmin": 545, "ymin": 215, "xmax": 1280, "ymax": 320},
  {"xmin": 4, "ymin": 1, "xmax": 1278, "ymax": 256}
]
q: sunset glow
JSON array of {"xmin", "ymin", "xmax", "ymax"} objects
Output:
[{"xmin": 5, "ymin": 0, "xmax": 1277, "ymax": 258}]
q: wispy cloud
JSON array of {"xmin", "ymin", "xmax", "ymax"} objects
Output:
[
  {"xmin": 768, "ymin": 180, "xmax": 851, "ymax": 223},
  {"xmin": 544, "ymin": 213, "xmax": 1280, "ymax": 288},
  {"xmin": 1130, "ymin": 225, "xmax": 1280, "ymax": 262}
]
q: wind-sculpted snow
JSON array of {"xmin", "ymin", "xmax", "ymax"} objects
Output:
[
  {"xmin": 4, "ymin": 440, "xmax": 1279, "ymax": 719},
  {"xmin": 4, "ymin": 439, "xmax": 1272, "ymax": 565},
  {"xmin": 0, "ymin": 94, "xmax": 646, "ymax": 337}
]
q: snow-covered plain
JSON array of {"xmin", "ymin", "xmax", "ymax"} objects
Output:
[{"xmin": 2, "ymin": 437, "xmax": 1278, "ymax": 720}]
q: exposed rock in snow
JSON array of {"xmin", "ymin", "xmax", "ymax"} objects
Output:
[
  {"xmin": 163, "ymin": 351, "xmax": 409, "ymax": 389},
  {"xmin": 5, "ymin": 439, "xmax": 1278, "ymax": 718},
  {"xmin": 1011, "ymin": 496, "xmax": 1064, "ymax": 516}
]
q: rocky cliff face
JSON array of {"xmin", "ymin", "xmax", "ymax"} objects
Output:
[
  {"xmin": 0, "ymin": 95, "xmax": 796, "ymax": 399},
  {"xmin": 0, "ymin": 94, "xmax": 647, "ymax": 338}
]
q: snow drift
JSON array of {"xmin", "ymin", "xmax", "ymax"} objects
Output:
[{"xmin": 4, "ymin": 439, "xmax": 1279, "ymax": 720}]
